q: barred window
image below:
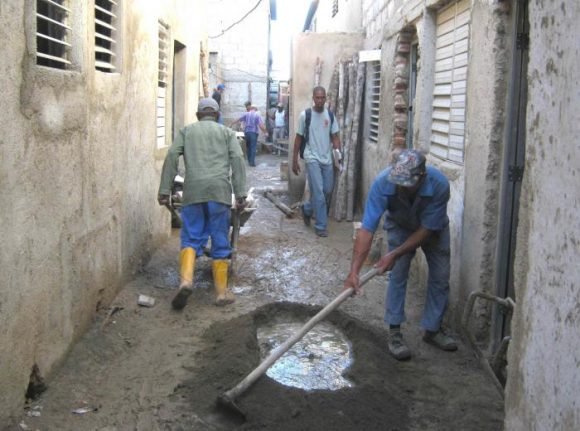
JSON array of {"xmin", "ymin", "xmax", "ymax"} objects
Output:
[
  {"xmin": 36, "ymin": 0, "xmax": 71, "ymax": 69},
  {"xmin": 368, "ymin": 61, "xmax": 381, "ymax": 143},
  {"xmin": 157, "ymin": 21, "xmax": 170, "ymax": 148},
  {"xmin": 95, "ymin": 0, "xmax": 119, "ymax": 72}
]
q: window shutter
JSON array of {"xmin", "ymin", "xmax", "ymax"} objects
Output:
[
  {"xmin": 36, "ymin": 0, "xmax": 71, "ymax": 69},
  {"xmin": 368, "ymin": 61, "xmax": 381, "ymax": 144},
  {"xmin": 95, "ymin": 0, "xmax": 119, "ymax": 72},
  {"xmin": 431, "ymin": 0, "xmax": 470, "ymax": 163}
]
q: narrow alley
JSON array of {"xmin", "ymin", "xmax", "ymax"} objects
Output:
[{"xmin": 8, "ymin": 155, "xmax": 503, "ymax": 431}]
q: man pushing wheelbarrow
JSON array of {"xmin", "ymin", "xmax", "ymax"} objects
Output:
[{"xmin": 157, "ymin": 97, "xmax": 248, "ymax": 310}]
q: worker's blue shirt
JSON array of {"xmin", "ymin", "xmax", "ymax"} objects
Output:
[{"xmin": 361, "ymin": 166, "xmax": 450, "ymax": 233}]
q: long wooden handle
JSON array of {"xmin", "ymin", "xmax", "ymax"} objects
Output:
[{"xmin": 223, "ymin": 267, "xmax": 381, "ymax": 400}]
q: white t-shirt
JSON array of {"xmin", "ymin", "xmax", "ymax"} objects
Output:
[
  {"xmin": 274, "ymin": 110, "xmax": 285, "ymax": 127},
  {"xmin": 297, "ymin": 109, "xmax": 339, "ymax": 165}
]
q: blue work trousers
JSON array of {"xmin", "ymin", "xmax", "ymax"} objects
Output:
[
  {"xmin": 384, "ymin": 225, "xmax": 451, "ymax": 331},
  {"xmin": 304, "ymin": 161, "xmax": 334, "ymax": 232},
  {"xmin": 244, "ymin": 132, "xmax": 258, "ymax": 167},
  {"xmin": 180, "ymin": 202, "xmax": 231, "ymax": 259}
]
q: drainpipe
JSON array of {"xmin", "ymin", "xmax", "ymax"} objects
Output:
[{"xmin": 302, "ymin": 0, "xmax": 319, "ymax": 32}]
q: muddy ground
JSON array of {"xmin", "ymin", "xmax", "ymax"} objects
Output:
[{"xmin": 7, "ymin": 154, "xmax": 504, "ymax": 431}]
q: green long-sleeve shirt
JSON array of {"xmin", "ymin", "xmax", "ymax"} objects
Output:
[{"xmin": 158, "ymin": 117, "xmax": 247, "ymax": 206}]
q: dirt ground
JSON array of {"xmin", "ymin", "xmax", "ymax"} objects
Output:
[{"xmin": 7, "ymin": 154, "xmax": 504, "ymax": 431}]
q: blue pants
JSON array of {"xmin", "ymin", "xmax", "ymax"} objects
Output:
[
  {"xmin": 303, "ymin": 161, "xmax": 334, "ymax": 231},
  {"xmin": 244, "ymin": 132, "xmax": 258, "ymax": 166},
  {"xmin": 180, "ymin": 202, "xmax": 231, "ymax": 259},
  {"xmin": 384, "ymin": 225, "xmax": 451, "ymax": 331}
]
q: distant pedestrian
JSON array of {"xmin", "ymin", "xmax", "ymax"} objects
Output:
[
  {"xmin": 212, "ymin": 83, "xmax": 225, "ymax": 124},
  {"xmin": 273, "ymin": 103, "xmax": 286, "ymax": 154},
  {"xmin": 158, "ymin": 97, "xmax": 247, "ymax": 310},
  {"xmin": 230, "ymin": 101, "xmax": 267, "ymax": 167},
  {"xmin": 292, "ymin": 87, "xmax": 341, "ymax": 238}
]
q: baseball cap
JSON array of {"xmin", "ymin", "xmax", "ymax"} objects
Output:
[
  {"xmin": 387, "ymin": 149, "xmax": 426, "ymax": 187},
  {"xmin": 217, "ymin": 83, "xmax": 225, "ymax": 90},
  {"xmin": 197, "ymin": 97, "xmax": 219, "ymax": 112}
]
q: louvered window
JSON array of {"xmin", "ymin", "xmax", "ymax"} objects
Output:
[
  {"xmin": 36, "ymin": 0, "xmax": 71, "ymax": 69},
  {"xmin": 368, "ymin": 61, "xmax": 381, "ymax": 143},
  {"xmin": 332, "ymin": 0, "xmax": 339, "ymax": 18},
  {"xmin": 95, "ymin": 0, "xmax": 119, "ymax": 73},
  {"xmin": 157, "ymin": 21, "xmax": 169, "ymax": 148},
  {"xmin": 430, "ymin": 0, "xmax": 470, "ymax": 163}
]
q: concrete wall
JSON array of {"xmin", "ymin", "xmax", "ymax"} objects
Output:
[
  {"xmin": 288, "ymin": 32, "xmax": 364, "ymax": 202},
  {"xmin": 505, "ymin": 1, "xmax": 580, "ymax": 429},
  {"xmin": 0, "ymin": 0, "xmax": 205, "ymax": 422},
  {"xmin": 207, "ymin": 0, "xmax": 271, "ymax": 125}
]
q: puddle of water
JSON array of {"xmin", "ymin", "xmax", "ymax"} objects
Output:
[{"xmin": 257, "ymin": 321, "xmax": 354, "ymax": 391}]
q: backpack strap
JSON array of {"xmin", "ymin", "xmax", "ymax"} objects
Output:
[{"xmin": 300, "ymin": 108, "xmax": 312, "ymax": 159}]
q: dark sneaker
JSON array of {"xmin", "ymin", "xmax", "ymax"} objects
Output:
[
  {"xmin": 302, "ymin": 206, "xmax": 311, "ymax": 227},
  {"xmin": 171, "ymin": 287, "xmax": 192, "ymax": 310},
  {"xmin": 315, "ymin": 229, "xmax": 328, "ymax": 237},
  {"xmin": 388, "ymin": 331, "xmax": 411, "ymax": 360},
  {"xmin": 423, "ymin": 330, "xmax": 458, "ymax": 351}
]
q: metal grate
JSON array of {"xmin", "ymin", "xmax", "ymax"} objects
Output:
[
  {"xmin": 95, "ymin": 0, "xmax": 119, "ymax": 72},
  {"xmin": 332, "ymin": 0, "xmax": 339, "ymax": 18},
  {"xmin": 36, "ymin": 0, "xmax": 71, "ymax": 69},
  {"xmin": 368, "ymin": 61, "xmax": 381, "ymax": 143}
]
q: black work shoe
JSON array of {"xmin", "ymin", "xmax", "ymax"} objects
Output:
[
  {"xmin": 315, "ymin": 229, "xmax": 328, "ymax": 237},
  {"xmin": 302, "ymin": 206, "xmax": 311, "ymax": 227},
  {"xmin": 388, "ymin": 331, "xmax": 411, "ymax": 360},
  {"xmin": 423, "ymin": 330, "xmax": 458, "ymax": 351},
  {"xmin": 171, "ymin": 287, "xmax": 192, "ymax": 310}
]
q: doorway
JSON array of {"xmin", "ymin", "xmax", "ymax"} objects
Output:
[{"xmin": 494, "ymin": 0, "xmax": 529, "ymax": 348}]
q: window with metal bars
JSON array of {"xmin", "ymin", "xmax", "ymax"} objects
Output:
[
  {"xmin": 368, "ymin": 61, "xmax": 381, "ymax": 143},
  {"xmin": 332, "ymin": 0, "xmax": 339, "ymax": 18},
  {"xmin": 157, "ymin": 21, "xmax": 169, "ymax": 148},
  {"xmin": 95, "ymin": 0, "xmax": 119, "ymax": 73},
  {"xmin": 36, "ymin": 0, "xmax": 71, "ymax": 69}
]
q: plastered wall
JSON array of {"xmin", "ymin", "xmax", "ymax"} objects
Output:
[
  {"xmin": 505, "ymin": 0, "xmax": 580, "ymax": 429},
  {"xmin": 0, "ymin": 0, "xmax": 205, "ymax": 421}
]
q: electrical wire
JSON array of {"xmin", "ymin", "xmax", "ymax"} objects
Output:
[{"xmin": 209, "ymin": 0, "xmax": 265, "ymax": 39}]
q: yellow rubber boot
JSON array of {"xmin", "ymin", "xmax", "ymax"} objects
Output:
[
  {"xmin": 172, "ymin": 248, "xmax": 195, "ymax": 310},
  {"xmin": 212, "ymin": 259, "xmax": 235, "ymax": 306}
]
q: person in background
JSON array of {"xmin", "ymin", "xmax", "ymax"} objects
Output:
[
  {"xmin": 272, "ymin": 103, "xmax": 286, "ymax": 155},
  {"xmin": 343, "ymin": 149, "xmax": 457, "ymax": 360},
  {"xmin": 292, "ymin": 86, "xmax": 340, "ymax": 238},
  {"xmin": 158, "ymin": 97, "xmax": 247, "ymax": 310},
  {"xmin": 230, "ymin": 101, "xmax": 267, "ymax": 167},
  {"xmin": 212, "ymin": 83, "xmax": 225, "ymax": 124}
]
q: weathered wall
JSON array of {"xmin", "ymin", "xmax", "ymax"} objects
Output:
[
  {"xmin": 505, "ymin": 0, "xmax": 580, "ymax": 429},
  {"xmin": 288, "ymin": 32, "xmax": 364, "ymax": 202},
  {"xmin": 0, "ymin": 0, "xmax": 205, "ymax": 422},
  {"xmin": 207, "ymin": 0, "xmax": 271, "ymax": 125},
  {"xmin": 314, "ymin": 0, "xmax": 363, "ymax": 33}
]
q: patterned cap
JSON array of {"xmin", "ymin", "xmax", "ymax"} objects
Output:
[
  {"xmin": 387, "ymin": 150, "xmax": 427, "ymax": 187},
  {"xmin": 197, "ymin": 97, "xmax": 219, "ymax": 112}
]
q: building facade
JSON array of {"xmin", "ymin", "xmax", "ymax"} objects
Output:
[
  {"xmin": 291, "ymin": 0, "xmax": 580, "ymax": 429},
  {"xmin": 0, "ymin": 0, "xmax": 206, "ymax": 422}
]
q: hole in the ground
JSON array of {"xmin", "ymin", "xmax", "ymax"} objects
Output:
[
  {"xmin": 257, "ymin": 320, "xmax": 353, "ymax": 391},
  {"xmin": 26, "ymin": 364, "xmax": 47, "ymax": 400}
]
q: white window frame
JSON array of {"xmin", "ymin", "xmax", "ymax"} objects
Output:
[
  {"xmin": 94, "ymin": 0, "xmax": 120, "ymax": 73},
  {"xmin": 36, "ymin": 0, "xmax": 72, "ymax": 69}
]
